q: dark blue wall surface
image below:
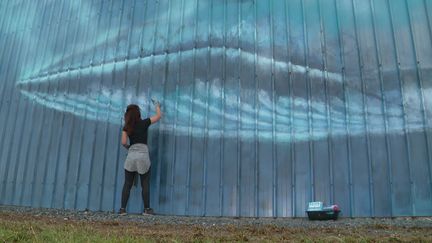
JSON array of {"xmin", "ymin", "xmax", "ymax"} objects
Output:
[{"xmin": 1, "ymin": 0, "xmax": 432, "ymax": 217}]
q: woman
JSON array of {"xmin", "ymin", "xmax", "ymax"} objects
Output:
[{"xmin": 119, "ymin": 101, "xmax": 161, "ymax": 215}]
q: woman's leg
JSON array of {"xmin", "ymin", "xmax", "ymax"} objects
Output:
[
  {"xmin": 121, "ymin": 170, "xmax": 136, "ymax": 209},
  {"xmin": 139, "ymin": 170, "xmax": 150, "ymax": 209}
]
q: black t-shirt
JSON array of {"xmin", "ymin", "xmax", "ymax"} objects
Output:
[{"xmin": 123, "ymin": 118, "xmax": 151, "ymax": 145}]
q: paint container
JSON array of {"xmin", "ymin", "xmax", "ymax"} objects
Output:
[{"xmin": 306, "ymin": 201, "xmax": 340, "ymax": 220}]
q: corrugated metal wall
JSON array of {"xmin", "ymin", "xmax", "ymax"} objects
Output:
[{"xmin": 1, "ymin": 0, "xmax": 432, "ymax": 217}]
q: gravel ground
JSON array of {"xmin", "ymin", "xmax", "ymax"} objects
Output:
[{"xmin": 1, "ymin": 205, "xmax": 432, "ymax": 229}]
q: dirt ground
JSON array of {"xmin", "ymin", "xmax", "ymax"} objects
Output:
[{"xmin": 1, "ymin": 206, "xmax": 432, "ymax": 242}]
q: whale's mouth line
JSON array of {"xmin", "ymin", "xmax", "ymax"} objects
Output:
[{"xmin": 16, "ymin": 46, "xmax": 342, "ymax": 87}]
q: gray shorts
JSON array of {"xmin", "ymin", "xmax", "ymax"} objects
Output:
[{"xmin": 124, "ymin": 144, "xmax": 151, "ymax": 174}]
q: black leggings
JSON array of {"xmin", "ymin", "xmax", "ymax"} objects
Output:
[{"xmin": 121, "ymin": 169, "xmax": 150, "ymax": 209}]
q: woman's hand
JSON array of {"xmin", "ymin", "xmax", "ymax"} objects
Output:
[{"xmin": 150, "ymin": 101, "xmax": 162, "ymax": 124}]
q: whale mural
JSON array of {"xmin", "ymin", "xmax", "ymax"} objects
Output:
[
  {"xmin": 16, "ymin": 47, "xmax": 432, "ymax": 142},
  {"xmin": 1, "ymin": 0, "xmax": 432, "ymax": 217}
]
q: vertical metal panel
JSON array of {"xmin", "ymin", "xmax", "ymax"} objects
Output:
[
  {"xmin": 318, "ymin": 0, "xmax": 333, "ymax": 209},
  {"xmin": 0, "ymin": 0, "xmax": 14, "ymax": 205},
  {"xmin": 149, "ymin": 0, "xmax": 163, "ymax": 213},
  {"xmin": 352, "ymin": 0, "xmax": 375, "ymax": 217},
  {"xmin": 334, "ymin": 0, "xmax": 355, "ymax": 217},
  {"xmin": 0, "ymin": 0, "xmax": 15, "ymax": 201},
  {"xmin": 0, "ymin": 0, "xmax": 9, "ymax": 202},
  {"xmin": 269, "ymin": 0, "xmax": 277, "ymax": 218},
  {"xmin": 11, "ymin": 1, "xmax": 42, "ymax": 207},
  {"xmin": 1, "ymin": 0, "xmax": 432, "ymax": 217},
  {"xmin": 1, "ymin": 0, "xmax": 32, "ymax": 206},
  {"xmin": 286, "ymin": 0, "xmax": 296, "ymax": 218},
  {"xmin": 236, "ymin": 0, "xmax": 242, "ymax": 217},
  {"xmin": 387, "ymin": 0, "xmax": 415, "ymax": 216},
  {"xmin": 31, "ymin": 1, "xmax": 51, "ymax": 208},
  {"xmin": 202, "ymin": 0, "xmax": 219, "ymax": 215},
  {"xmin": 2, "ymin": 0, "xmax": 26, "ymax": 205},
  {"xmin": 369, "ymin": 0, "xmax": 394, "ymax": 217},
  {"xmin": 42, "ymin": 0, "xmax": 69, "ymax": 210},
  {"xmin": 221, "ymin": 0, "xmax": 239, "ymax": 216}
]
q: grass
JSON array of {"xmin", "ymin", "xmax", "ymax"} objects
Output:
[
  {"xmin": 1, "ymin": 213, "xmax": 432, "ymax": 242},
  {"xmin": 0, "ymin": 220, "xmax": 141, "ymax": 243}
]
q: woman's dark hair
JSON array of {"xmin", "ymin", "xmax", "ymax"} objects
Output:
[{"xmin": 123, "ymin": 104, "xmax": 141, "ymax": 136}]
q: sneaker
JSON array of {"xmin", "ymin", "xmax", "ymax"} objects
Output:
[
  {"xmin": 143, "ymin": 208, "xmax": 154, "ymax": 215},
  {"xmin": 118, "ymin": 208, "xmax": 127, "ymax": 215}
]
